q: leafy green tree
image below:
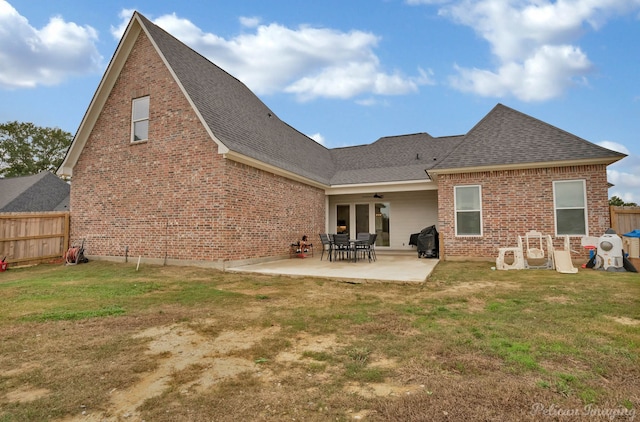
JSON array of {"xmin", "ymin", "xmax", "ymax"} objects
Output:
[
  {"xmin": 609, "ymin": 195, "xmax": 638, "ymax": 207},
  {"xmin": 0, "ymin": 121, "xmax": 72, "ymax": 178}
]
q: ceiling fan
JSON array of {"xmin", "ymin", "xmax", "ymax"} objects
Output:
[{"xmin": 361, "ymin": 193, "xmax": 384, "ymax": 199}]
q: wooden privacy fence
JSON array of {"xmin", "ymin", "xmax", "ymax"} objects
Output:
[
  {"xmin": 610, "ymin": 206, "xmax": 640, "ymax": 235},
  {"xmin": 0, "ymin": 212, "xmax": 70, "ymax": 265}
]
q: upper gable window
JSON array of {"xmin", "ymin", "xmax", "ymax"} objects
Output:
[
  {"xmin": 553, "ymin": 180, "xmax": 587, "ymax": 236},
  {"xmin": 455, "ymin": 185, "xmax": 482, "ymax": 236},
  {"xmin": 131, "ymin": 96, "xmax": 149, "ymax": 142}
]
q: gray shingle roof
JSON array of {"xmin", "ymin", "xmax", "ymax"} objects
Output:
[
  {"xmin": 139, "ymin": 14, "xmax": 335, "ymax": 185},
  {"xmin": 133, "ymin": 14, "xmax": 625, "ymax": 186},
  {"xmin": 330, "ymin": 133, "xmax": 464, "ymax": 184},
  {"xmin": 432, "ymin": 104, "xmax": 626, "ymax": 171},
  {"xmin": 0, "ymin": 171, "xmax": 70, "ymax": 212}
]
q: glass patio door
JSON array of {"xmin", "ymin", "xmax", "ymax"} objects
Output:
[
  {"xmin": 335, "ymin": 202, "xmax": 389, "ymax": 245},
  {"xmin": 336, "ymin": 205, "xmax": 349, "ymax": 234},
  {"xmin": 355, "ymin": 204, "xmax": 369, "ymax": 235},
  {"xmin": 375, "ymin": 202, "xmax": 390, "ymax": 246}
]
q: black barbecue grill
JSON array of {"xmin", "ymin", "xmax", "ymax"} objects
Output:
[{"xmin": 409, "ymin": 225, "xmax": 439, "ymax": 258}]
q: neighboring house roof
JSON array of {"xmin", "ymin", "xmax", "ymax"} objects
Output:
[
  {"xmin": 58, "ymin": 12, "xmax": 626, "ymax": 189},
  {"xmin": 0, "ymin": 171, "xmax": 70, "ymax": 212}
]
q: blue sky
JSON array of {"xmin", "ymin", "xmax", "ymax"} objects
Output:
[{"xmin": 1, "ymin": 0, "xmax": 639, "ymax": 204}]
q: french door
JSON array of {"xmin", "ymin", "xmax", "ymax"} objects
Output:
[{"xmin": 336, "ymin": 202, "xmax": 389, "ymax": 247}]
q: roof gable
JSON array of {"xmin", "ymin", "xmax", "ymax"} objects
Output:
[
  {"xmin": 137, "ymin": 14, "xmax": 337, "ymax": 185},
  {"xmin": 432, "ymin": 104, "xmax": 626, "ymax": 172},
  {"xmin": 59, "ymin": 12, "xmax": 335, "ymax": 185}
]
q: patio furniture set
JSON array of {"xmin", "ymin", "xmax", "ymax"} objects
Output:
[{"xmin": 317, "ymin": 233, "xmax": 378, "ymax": 263}]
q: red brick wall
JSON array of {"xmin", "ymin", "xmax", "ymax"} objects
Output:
[
  {"xmin": 70, "ymin": 31, "xmax": 324, "ymax": 265},
  {"xmin": 437, "ymin": 165, "xmax": 611, "ymax": 260}
]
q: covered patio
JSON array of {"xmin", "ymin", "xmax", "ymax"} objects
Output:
[{"xmin": 226, "ymin": 252, "xmax": 439, "ymax": 284}]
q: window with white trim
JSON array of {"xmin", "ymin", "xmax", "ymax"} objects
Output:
[
  {"xmin": 455, "ymin": 185, "xmax": 482, "ymax": 236},
  {"xmin": 131, "ymin": 96, "xmax": 149, "ymax": 142},
  {"xmin": 553, "ymin": 180, "xmax": 587, "ymax": 235}
]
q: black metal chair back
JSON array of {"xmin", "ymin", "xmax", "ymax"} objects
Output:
[
  {"xmin": 366, "ymin": 233, "xmax": 378, "ymax": 261},
  {"xmin": 332, "ymin": 233, "xmax": 350, "ymax": 261},
  {"xmin": 319, "ymin": 234, "xmax": 333, "ymax": 261}
]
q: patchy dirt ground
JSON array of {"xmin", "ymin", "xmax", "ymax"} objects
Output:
[
  {"xmin": 2, "ymin": 262, "xmax": 638, "ymax": 422},
  {"xmin": 51, "ymin": 320, "xmax": 428, "ymax": 421}
]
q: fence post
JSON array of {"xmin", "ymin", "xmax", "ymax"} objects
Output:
[{"xmin": 63, "ymin": 212, "xmax": 70, "ymax": 256}]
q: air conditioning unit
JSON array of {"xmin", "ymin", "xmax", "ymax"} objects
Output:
[{"xmin": 594, "ymin": 233, "xmax": 624, "ymax": 270}]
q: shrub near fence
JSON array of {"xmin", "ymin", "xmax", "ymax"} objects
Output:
[{"xmin": 0, "ymin": 212, "xmax": 70, "ymax": 266}]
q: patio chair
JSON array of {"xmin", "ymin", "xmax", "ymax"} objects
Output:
[
  {"xmin": 360, "ymin": 233, "xmax": 377, "ymax": 262},
  {"xmin": 355, "ymin": 233, "xmax": 370, "ymax": 261},
  {"xmin": 356, "ymin": 232, "xmax": 370, "ymax": 241},
  {"xmin": 319, "ymin": 233, "xmax": 333, "ymax": 261},
  {"xmin": 332, "ymin": 233, "xmax": 351, "ymax": 261}
]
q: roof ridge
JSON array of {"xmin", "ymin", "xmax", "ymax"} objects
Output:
[
  {"xmin": 376, "ymin": 132, "xmax": 433, "ymax": 140},
  {"xmin": 135, "ymin": 12, "xmax": 276, "ymax": 115}
]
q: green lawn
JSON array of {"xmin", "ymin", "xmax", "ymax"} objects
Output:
[{"xmin": 0, "ymin": 261, "xmax": 638, "ymax": 421}]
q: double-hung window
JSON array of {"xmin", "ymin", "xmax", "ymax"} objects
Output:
[
  {"xmin": 131, "ymin": 96, "xmax": 149, "ymax": 142},
  {"xmin": 553, "ymin": 180, "xmax": 587, "ymax": 235},
  {"xmin": 455, "ymin": 185, "xmax": 482, "ymax": 236}
]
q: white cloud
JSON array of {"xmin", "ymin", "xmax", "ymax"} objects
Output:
[
  {"xmin": 110, "ymin": 9, "xmax": 135, "ymax": 39},
  {"xmin": 113, "ymin": 11, "xmax": 432, "ymax": 101},
  {"xmin": 355, "ymin": 97, "xmax": 390, "ymax": 106},
  {"xmin": 239, "ymin": 16, "xmax": 261, "ymax": 28},
  {"xmin": 412, "ymin": 0, "xmax": 640, "ymax": 101},
  {"xmin": 308, "ymin": 133, "xmax": 325, "ymax": 145},
  {"xmin": 598, "ymin": 141, "xmax": 629, "ymax": 155},
  {"xmin": 608, "ymin": 167, "xmax": 640, "ymax": 205},
  {"xmin": 602, "ymin": 141, "xmax": 640, "ymax": 205},
  {"xmin": 450, "ymin": 44, "xmax": 591, "ymax": 101},
  {"xmin": 285, "ymin": 63, "xmax": 433, "ymax": 101},
  {"xmin": 0, "ymin": 0, "xmax": 102, "ymax": 89}
]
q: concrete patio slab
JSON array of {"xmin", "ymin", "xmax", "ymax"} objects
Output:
[{"xmin": 226, "ymin": 252, "xmax": 439, "ymax": 284}]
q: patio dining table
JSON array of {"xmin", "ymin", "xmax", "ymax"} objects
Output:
[
  {"xmin": 330, "ymin": 235, "xmax": 367, "ymax": 262},
  {"xmin": 348, "ymin": 239, "xmax": 366, "ymax": 262}
]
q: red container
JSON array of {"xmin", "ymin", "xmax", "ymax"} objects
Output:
[{"xmin": 0, "ymin": 262, "xmax": 7, "ymax": 272}]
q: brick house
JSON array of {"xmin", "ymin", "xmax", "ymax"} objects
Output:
[{"xmin": 58, "ymin": 12, "xmax": 625, "ymax": 268}]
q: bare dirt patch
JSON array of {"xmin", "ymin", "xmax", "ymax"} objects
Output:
[
  {"xmin": 95, "ymin": 321, "xmax": 281, "ymax": 420},
  {"xmin": 275, "ymin": 332, "xmax": 343, "ymax": 363},
  {"xmin": 607, "ymin": 315, "xmax": 640, "ymax": 326},
  {"xmin": 544, "ymin": 295, "xmax": 573, "ymax": 304},
  {"xmin": 344, "ymin": 382, "xmax": 426, "ymax": 398},
  {"xmin": 436, "ymin": 280, "xmax": 518, "ymax": 296},
  {"xmin": 68, "ymin": 320, "xmax": 427, "ymax": 421},
  {"xmin": 3, "ymin": 362, "xmax": 42, "ymax": 377},
  {"xmin": 6, "ymin": 387, "xmax": 50, "ymax": 403}
]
